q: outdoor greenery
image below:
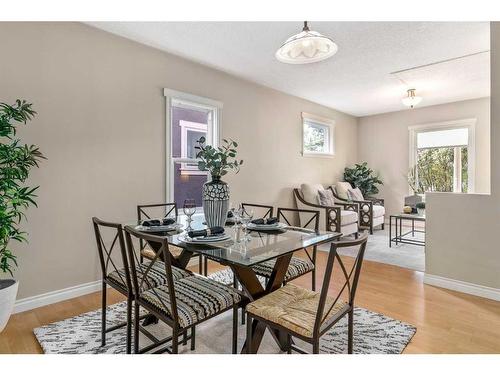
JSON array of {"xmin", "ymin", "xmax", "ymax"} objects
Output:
[
  {"xmin": 1, "ymin": 100, "xmax": 45, "ymax": 276},
  {"xmin": 343, "ymin": 162, "xmax": 383, "ymax": 197},
  {"xmin": 195, "ymin": 137, "xmax": 243, "ymax": 179},
  {"xmin": 408, "ymin": 147, "xmax": 468, "ymax": 193},
  {"xmin": 303, "ymin": 123, "xmax": 327, "ymax": 152}
]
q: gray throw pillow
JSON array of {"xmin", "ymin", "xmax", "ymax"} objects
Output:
[
  {"xmin": 348, "ymin": 187, "xmax": 364, "ymax": 201},
  {"xmin": 318, "ymin": 189, "xmax": 335, "ymax": 206}
]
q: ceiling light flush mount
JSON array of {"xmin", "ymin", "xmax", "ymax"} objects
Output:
[
  {"xmin": 402, "ymin": 89, "xmax": 423, "ymax": 108},
  {"xmin": 275, "ymin": 21, "xmax": 338, "ymax": 64}
]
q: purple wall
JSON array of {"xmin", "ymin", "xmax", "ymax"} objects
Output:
[{"xmin": 172, "ymin": 106, "xmax": 208, "ymax": 208}]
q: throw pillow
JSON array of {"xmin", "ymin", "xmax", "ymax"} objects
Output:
[
  {"xmin": 336, "ymin": 181, "xmax": 352, "ymax": 200},
  {"xmin": 348, "ymin": 187, "xmax": 364, "ymax": 201},
  {"xmin": 318, "ymin": 189, "xmax": 335, "ymax": 206},
  {"xmin": 300, "ymin": 183, "xmax": 324, "ymax": 204}
]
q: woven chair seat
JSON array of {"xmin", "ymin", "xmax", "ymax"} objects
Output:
[
  {"xmin": 108, "ymin": 261, "xmax": 192, "ymax": 292},
  {"xmin": 251, "ymin": 256, "xmax": 314, "ymax": 281},
  {"xmin": 246, "ymin": 283, "xmax": 348, "ymax": 338},
  {"xmin": 141, "ymin": 276, "xmax": 242, "ymax": 328},
  {"xmin": 141, "ymin": 244, "xmax": 184, "ymax": 260}
]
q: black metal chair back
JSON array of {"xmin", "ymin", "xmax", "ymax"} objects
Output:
[
  {"xmin": 137, "ymin": 203, "xmax": 178, "ymax": 257},
  {"xmin": 314, "ymin": 232, "xmax": 368, "ymax": 333},
  {"xmin": 241, "ymin": 203, "xmax": 274, "ymax": 219},
  {"xmin": 277, "ymin": 207, "xmax": 319, "ymax": 232},
  {"xmin": 92, "ymin": 217, "xmax": 132, "ymax": 295},
  {"xmin": 124, "ymin": 226, "xmax": 179, "ymax": 326}
]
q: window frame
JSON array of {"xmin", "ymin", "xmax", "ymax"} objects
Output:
[
  {"xmin": 164, "ymin": 88, "xmax": 223, "ymax": 205},
  {"xmin": 301, "ymin": 112, "xmax": 335, "ymax": 158},
  {"xmin": 408, "ymin": 118, "xmax": 476, "ymax": 194},
  {"xmin": 179, "ymin": 120, "xmax": 209, "ymax": 176}
]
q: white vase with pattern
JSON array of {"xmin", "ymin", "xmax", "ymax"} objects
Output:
[{"xmin": 202, "ymin": 176, "xmax": 229, "ymax": 228}]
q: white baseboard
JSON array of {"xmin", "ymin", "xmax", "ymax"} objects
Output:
[
  {"xmin": 424, "ymin": 274, "xmax": 500, "ymax": 302},
  {"xmin": 13, "ymin": 280, "xmax": 102, "ymax": 314}
]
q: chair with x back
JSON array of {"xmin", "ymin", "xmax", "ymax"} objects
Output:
[
  {"xmin": 241, "ymin": 203, "xmax": 274, "ymax": 220},
  {"xmin": 93, "ymin": 217, "xmax": 192, "ymax": 354},
  {"xmin": 124, "ymin": 226, "xmax": 246, "ymax": 354},
  {"xmin": 246, "ymin": 232, "xmax": 368, "ymax": 354},
  {"xmin": 137, "ymin": 203, "xmax": 204, "ymax": 275},
  {"xmin": 251, "ymin": 207, "xmax": 320, "ymax": 290}
]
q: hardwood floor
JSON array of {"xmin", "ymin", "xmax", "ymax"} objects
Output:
[{"xmin": 1, "ymin": 251, "xmax": 500, "ymax": 354}]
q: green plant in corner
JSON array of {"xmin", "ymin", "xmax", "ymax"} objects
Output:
[
  {"xmin": 343, "ymin": 162, "xmax": 383, "ymax": 197},
  {"xmin": 0, "ymin": 100, "xmax": 45, "ymax": 276},
  {"xmin": 195, "ymin": 137, "xmax": 243, "ymax": 178}
]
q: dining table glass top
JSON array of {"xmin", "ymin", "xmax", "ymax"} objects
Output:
[{"xmin": 127, "ymin": 213, "xmax": 341, "ymax": 267}]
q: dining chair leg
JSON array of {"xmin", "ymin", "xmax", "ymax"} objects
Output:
[
  {"xmin": 348, "ymin": 309, "xmax": 354, "ymax": 354},
  {"xmin": 246, "ymin": 314, "xmax": 252, "ymax": 354},
  {"xmin": 126, "ymin": 296, "xmax": 132, "ymax": 354},
  {"xmin": 313, "ymin": 340, "xmax": 320, "ymax": 354},
  {"xmin": 198, "ymin": 255, "xmax": 203, "ymax": 275},
  {"xmin": 232, "ymin": 305, "xmax": 238, "ymax": 354},
  {"xmin": 241, "ymin": 306, "xmax": 246, "ymax": 325},
  {"xmin": 133, "ymin": 301, "xmax": 140, "ymax": 354},
  {"xmin": 311, "ymin": 268, "xmax": 316, "ymax": 291},
  {"xmin": 190, "ymin": 326, "xmax": 196, "ymax": 351},
  {"xmin": 101, "ymin": 281, "xmax": 106, "ymax": 347},
  {"xmin": 286, "ymin": 334, "xmax": 292, "ymax": 354},
  {"xmin": 204, "ymin": 256, "xmax": 208, "ymax": 276},
  {"xmin": 171, "ymin": 327, "xmax": 179, "ymax": 354},
  {"xmin": 182, "ymin": 330, "xmax": 188, "ymax": 346}
]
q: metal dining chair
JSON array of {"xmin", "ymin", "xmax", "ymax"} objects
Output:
[
  {"xmin": 251, "ymin": 207, "xmax": 320, "ymax": 290},
  {"xmin": 137, "ymin": 203, "xmax": 205, "ymax": 275},
  {"xmin": 124, "ymin": 226, "xmax": 246, "ymax": 354},
  {"xmin": 245, "ymin": 232, "xmax": 369, "ymax": 354},
  {"xmin": 92, "ymin": 217, "xmax": 192, "ymax": 353}
]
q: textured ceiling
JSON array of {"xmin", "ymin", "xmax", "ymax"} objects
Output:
[{"xmin": 86, "ymin": 22, "xmax": 490, "ymax": 117}]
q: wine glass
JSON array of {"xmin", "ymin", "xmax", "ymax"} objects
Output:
[
  {"xmin": 239, "ymin": 207, "xmax": 254, "ymax": 241},
  {"xmin": 183, "ymin": 199, "xmax": 196, "ymax": 230}
]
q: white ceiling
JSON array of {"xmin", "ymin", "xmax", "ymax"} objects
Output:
[{"xmin": 86, "ymin": 22, "xmax": 490, "ymax": 117}]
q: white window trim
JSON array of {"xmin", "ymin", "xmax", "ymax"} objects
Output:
[
  {"xmin": 301, "ymin": 112, "xmax": 336, "ymax": 158},
  {"xmin": 164, "ymin": 88, "xmax": 222, "ymax": 204},
  {"xmin": 408, "ymin": 118, "xmax": 476, "ymax": 194}
]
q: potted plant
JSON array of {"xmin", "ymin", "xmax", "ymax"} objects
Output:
[
  {"xmin": 343, "ymin": 162, "xmax": 383, "ymax": 197},
  {"xmin": 0, "ymin": 100, "xmax": 44, "ymax": 332},
  {"xmin": 416, "ymin": 202, "xmax": 426, "ymax": 216},
  {"xmin": 196, "ymin": 137, "xmax": 243, "ymax": 227}
]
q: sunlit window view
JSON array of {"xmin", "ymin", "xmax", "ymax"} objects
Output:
[{"xmin": 303, "ymin": 119, "xmax": 333, "ymax": 155}]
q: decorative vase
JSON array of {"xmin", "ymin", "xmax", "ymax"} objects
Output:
[
  {"xmin": 202, "ymin": 175, "xmax": 230, "ymax": 228},
  {"xmin": 417, "ymin": 208, "xmax": 425, "ymax": 216},
  {"xmin": 0, "ymin": 279, "xmax": 18, "ymax": 333}
]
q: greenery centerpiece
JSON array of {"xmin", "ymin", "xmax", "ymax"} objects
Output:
[
  {"xmin": 343, "ymin": 162, "xmax": 383, "ymax": 197},
  {"xmin": 0, "ymin": 99, "xmax": 44, "ymax": 332},
  {"xmin": 195, "ymin": 137, "xmax": 243, "ymax": 227}
]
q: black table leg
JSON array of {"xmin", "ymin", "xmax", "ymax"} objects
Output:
[{"xmin": 389, "ymin": 216, "xmax": 392, "ymax": 247}]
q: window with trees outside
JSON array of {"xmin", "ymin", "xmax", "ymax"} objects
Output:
[
  {"xmin": 409, "ymin": 120, "xmax": 475, "ymax": 194},
  {"xmin": 302, "ymin": 112, "xmax": 335, "ymax": 157}
]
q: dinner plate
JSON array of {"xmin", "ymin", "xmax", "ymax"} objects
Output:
[
  {"xmin": 179, "ymin": 234, "xmax": 232, "ymax": 244},
  {"xmin": 247, "ymin": 222, "xmax": 287, "ymax": 231},
  {"xmin": 135, "ymin": 223, "xmax": 182, "ymax": 232}
]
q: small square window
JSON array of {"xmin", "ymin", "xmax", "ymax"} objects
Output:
[{"xmin": 302, "ymin": 113, "xmax": 335, "ymax": 157}]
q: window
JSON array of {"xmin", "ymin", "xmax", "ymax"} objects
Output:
[
  {"xmin": 409, "ymin": 119, "xmax": 476, "ymax": 193},
  {"xmin": 164, "ymin": 89, "xmax": 222, "ymax": 208},
  {"xmin": 302, "ymin": 112, "xmax": 335, "ymax": 157}
]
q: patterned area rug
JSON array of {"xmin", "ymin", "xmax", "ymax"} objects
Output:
[{"xmin": 34, "ymin": 285, "xmax": 416, "ymax": 354}]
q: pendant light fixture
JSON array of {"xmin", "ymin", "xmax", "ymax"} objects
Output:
[
  {"xmin": 275, "ymin": 21, "xmax": 338, "ymax": 64},
  {"xmin": 402, "ymin": 89, "xmax": 423, "ymax": 108}
]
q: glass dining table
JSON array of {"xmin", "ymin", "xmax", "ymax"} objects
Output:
[{"xmin": 127, "ymin": 213, "xmax": 341, "ymax": 353}]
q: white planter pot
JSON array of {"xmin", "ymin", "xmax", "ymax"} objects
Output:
[{"xmin": 0, "ymin": 279, "xmax": 19, "ymax": 333}]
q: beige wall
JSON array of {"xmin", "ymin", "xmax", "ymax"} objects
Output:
[
  {"xmin": 0, "ymin": 22, "xmax": 358, "ymax": 299},
  {"xmin": 425, "ymin": 23, "xmax": 500, "ymax": 290},
  {"xmin": 358, "ymin": 98, "xmax": 490, "ymax": 216}
]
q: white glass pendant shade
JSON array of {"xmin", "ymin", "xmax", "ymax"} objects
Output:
[
  {"xmin": 276, "ymin": 22, "xmax": 338, "ymax": 64},
  {"xmin": 402, "ymin": 89, "xmax": 423, "ymax": 108}
]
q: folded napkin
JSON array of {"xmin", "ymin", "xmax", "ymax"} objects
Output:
[
  {"xmin": 227, "ymin": 210, "xmax": 234, "ymax": 218},
  {"xmin": 188, "ymin": 226, "xmax": 224, "ymax": 238},
  {"xmin": 142, "ymin": 218, "xmax": 176, "ymax": 227},
  {"xmin": 251, "ymin": 217, "xmax": 278, "ymax": 225}
]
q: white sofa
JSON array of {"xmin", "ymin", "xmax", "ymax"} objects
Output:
[{"xmin": 293, "ymin": 184, "xmax": 359, "ymax": 238}]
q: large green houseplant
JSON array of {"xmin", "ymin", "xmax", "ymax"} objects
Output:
[
  {"xmin": 343, "ymin": 162, "xmax": 383, "ymax": 197},
  {"xmin": 0, "ymin": 99, "xmax": 44, "ymax": 332}
]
